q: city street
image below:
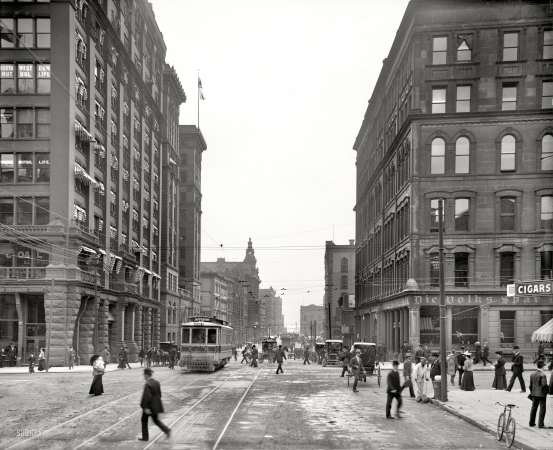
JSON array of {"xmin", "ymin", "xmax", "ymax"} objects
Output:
[{"xmin": 0, "ymin": 358, "xmax": 510, "ymax": 450}]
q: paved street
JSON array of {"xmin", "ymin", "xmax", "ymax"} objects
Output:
[{"xmin": 0, "ymin": 358, "xmax": 514, "ymax": 450}]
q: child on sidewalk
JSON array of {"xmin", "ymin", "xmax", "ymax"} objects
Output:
[{"xmin": 28, "ymin": 352, "xmax": 35, "ymax": 373}]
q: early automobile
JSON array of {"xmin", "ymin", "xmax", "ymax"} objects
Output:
[{"xmin": 321, "ymin": 339, "xmax": 343, "ymax": 367}]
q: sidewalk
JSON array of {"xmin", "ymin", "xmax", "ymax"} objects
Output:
[
  {"xmin": 0, "ymin": 362, "xmax": 144, "ymax": 375},
  {"xmin": 380, "ymin": 361, "xmax": 538, "ymax": 372},
  {"xmin": 431, "ymin": 387, "xmax": 553, "ymax": 450}
]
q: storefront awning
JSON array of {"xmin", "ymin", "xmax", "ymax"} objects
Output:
[
  {"xmin": 532, "ymin": 318, "xmax": 553, "ymax": 343},
  {"xmin": 79, "ymin": 246, "xmax": 96, "ymax": 254}
]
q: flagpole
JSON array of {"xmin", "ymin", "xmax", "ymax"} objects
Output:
[{"xmin": 197, "ymin": 69, "xmax": 200, "ymax": 130}]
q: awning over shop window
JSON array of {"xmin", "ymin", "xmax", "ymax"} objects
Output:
[{"xmin": 532, "ymin": 319, "xmax": 553, "ymax": 343}]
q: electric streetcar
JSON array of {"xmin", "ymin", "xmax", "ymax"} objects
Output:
[{"xmin": 179, "ymin": 316, "xmax": 233, "ymax": 372}]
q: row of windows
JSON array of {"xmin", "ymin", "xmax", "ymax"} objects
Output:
[
  {"xmin": 0, "ymin": 63, "xmax": 51, "ymax": 94},
  {"xmin": 0, "ymin": 18, "xmax": 51, "ymax": 48},
  {"xmin": 0, "ymin": 108, "xmax": 50, "ymax": 139},
  {"xmin": 0, "ymin": 197, "xmax": 49, "ymax": 226},
  {"xmin": 431, "ymin": 31, "xmax": 553, "ymax": 65},
  {"xmin": 358, "ymin": 251, "xmax": 552, "ymax": 303},
  {"xmin": 431, "ymin": 81, "xmax": 552, "ymax": 114},
  {"xmin": 0, "ymin": 153, "xmax": 50, "ymax": 183},
  {"xmin": 430, "ymin": 134, "xmax": 553, "ymax": 174}
]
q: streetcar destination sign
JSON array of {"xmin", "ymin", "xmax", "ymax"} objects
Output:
[{"xmin": 507, "ymin": 280, "xmax": 553, "ymax": 297}]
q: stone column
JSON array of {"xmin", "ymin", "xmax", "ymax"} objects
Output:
[
  {"xmin": 153, "ymin": 308, "xmax": 160, "ymax": 347},
  {"xmin": 480, "ymin": 305, "xmax": 490, "ymax": 344},
  {"xmin": 403, "ymin": 308, "xmax": 409, "ymax": 350},
  {"xmin": 78, "ymin": 295, "xmax": 96, "ymax": 365},
  {"xmin": 387, "ymin": 311, "xmax": 392, "ymax": 360},
  {"xmin": 97, "ymin": 300, "xmax": 109, "ymax": 352},
  {"xmin": 409, "ymin": 306, "xmax": 420, "ymax": 349},
  {"xmin": 134, "ymin": 305, "xmax": 143, "ymax": 350},
  {"xmin": 446, "ymin": 306, "xmax": 453, "ymax": 351},
  {"xmin": 116, "ymin": 301, "xmax": 127, "ymax": 347},
  {"xmin": 124, "ymin": 304, "xmax": 133, "ymax": 341},
  {"xmin": 143, "ymin": 307, "xmax": 152, "ymax": 348},
  {"xmin": 399, "ymin": 309, "xmax": 404, "ymax": 359},
  {"xmin": 393, "ymin": 309, "xmax": 400, "ymax": 359}
]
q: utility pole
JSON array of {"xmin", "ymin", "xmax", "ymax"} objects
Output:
[
  {"xmin": 438, "ymin": 199, "xmax": 448, "ymax": 402},
  {"xmin": 328, "ymin": 302, "xmax": 332, "ymax": 340}
]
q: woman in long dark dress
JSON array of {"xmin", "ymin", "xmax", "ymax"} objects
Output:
[
  {"xmin": 89, "ymin": 355, "xmax": 105, "ymax": 396},
  {"xmin": 460, "ymin": 351, "xmax": 475, "ymax": 391},
  {"xmin": 37, "ymin": 348, "xmax": 46, "ymax": 371},
  {"xmin": 492, "ymin": 350, "xmax": 507, "ymax": 390}
]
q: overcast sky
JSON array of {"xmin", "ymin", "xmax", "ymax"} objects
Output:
[{"xmin": 153, "ymin": 0, "xmax": 410, "ymax": 330}]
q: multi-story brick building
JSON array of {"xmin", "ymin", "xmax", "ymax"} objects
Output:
[
  {"xmin": 260, "ymin": 287, "xmax": 284, "ymax": 336},
  {"xmin": 178, "ymin": 125, "xmax": 205, "ymax": 313},
  {"xmin": 353, "ymin": 0, "xmax": 553, "ymax": 359},
  {"xmin": 300, "ymin": 304, "xmax": 325, "ymax": 338},
  {"xmin": 324, "ymin": 240, "xmax": 356, "ymax": 346},
  {"xmin": 0, "ymin": 0, "xmax": 185, "ymax": 365}
]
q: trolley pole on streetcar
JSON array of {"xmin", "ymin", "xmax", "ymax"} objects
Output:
[{"xmin": 438, "ymin": 199, "xmax": 448, "ymax": 402}]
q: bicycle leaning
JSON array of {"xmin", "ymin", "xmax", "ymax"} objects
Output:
[{"xmin": 496, "ymin": 402, "xmax": 517, "ymax": 448}]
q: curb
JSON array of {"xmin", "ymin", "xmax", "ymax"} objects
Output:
[{"xmin": 430, "ymin": 398, "xmax": 537, "ymax": 450}]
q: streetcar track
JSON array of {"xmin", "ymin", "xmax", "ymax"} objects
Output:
[
  {"xmin": 212, "ymin": 368, "xmax": 262, "ymax": 450},
  {"xmin": 143, "ymin": 367, "xmax": 261, "ymax": 450},
  {"xmin": 5, "ymin": 368, "xmax": 235, "ymax": 450}
]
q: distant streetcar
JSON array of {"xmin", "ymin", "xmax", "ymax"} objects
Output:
[{"xmin": 179, "ymin": 316, "xmax": 233, "ymax": 372}]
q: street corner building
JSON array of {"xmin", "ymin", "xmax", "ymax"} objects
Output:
[
  {"xmin": 0, "ymin": 0, "xmax": 191, "ymax": 366},
  {"xmin": 352, "ymin": 0, "xmax": 553, "ymax": 361}
]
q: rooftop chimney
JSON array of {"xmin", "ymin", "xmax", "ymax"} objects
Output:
[{"xmin": 349, "ymin": 240, "xmax": 355, "ymax": 246}]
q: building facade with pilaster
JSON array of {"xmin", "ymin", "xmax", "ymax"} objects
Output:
[
  {"xmin": 353, "ymin": 0, "xmax": 553, "ymax": 361},
  {"xmin": 0, "ymin": 0, "xmax": 185, "ymax": 365}
]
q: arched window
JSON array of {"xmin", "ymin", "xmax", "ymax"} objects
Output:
[
  {"xmin": 173, "ymin": 302, "xmax": 177, "ymax": 325},
  {"xmin": 341, "ymin": 258, "xmax": 348, "ymax": 273},
  {"xmin": 501, "ymin": 135, "xmax": 516, "ymax": 172},
  {"xmin": 431, "ymin": 138, "xmax": 445, "ymax": 174},
  {"xmin": 542, "ymin": 134, "xmax": 553, "ymax": 171},
  {"xmin": 455, "ymin": 137, "xmax": 470, "ymax": 173}
]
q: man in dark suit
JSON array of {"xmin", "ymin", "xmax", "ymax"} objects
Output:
[
  {"xmin": 482, "ymin": 341, "xmax": 493, "ymax": 366},
  {"xmin": 139, "ymin": 368, "xmax": 171, "ymax": 441},
  {"xmin": 350, "ymin": 349, "xmax": 366, "ymax": 393},
  {"xmin": 402, "ymin": 353, "xmax": 415, "ymax": 398},
  {"xmin": 377, "ymin": 341, "xmax": 387, "ymax": 365},
  {"xmin": 275, "ymin": 345, "xmax": 287, "ymax": 374},
  {"xmin": 386, "ymin": 360, "xmax": 403, "ymax": 419},
  {"xmin": 529, "ymin": 360, "xmax": 549, "ymax": 429},
  {"xmin": 168, "ymin": 346, "xmax": 177, "ymax": 370},
  {"xmin": 456, "ymin": 346, "xmax": 466, "ymax": 387},
  {"xmin": 8, "ymin": 342, "xmax": 18, "ymax": 367},
  {"xmin": 506, "ymin": 345, "xmax": 526, "ymax": 393},
  {"xmin": 303, "ymin": 346, "xmax": 310, "ymax": 365},
  {"xmin": 533, "ymin": 341, "xmax": 545, "ymax": 364},
  {"xmin": 122, "ymin": 346, "xmax": 132, "ymax": 369},
  {"xmin": 400, "ymin": 341, "xmax": 411, "ymax": 362}
]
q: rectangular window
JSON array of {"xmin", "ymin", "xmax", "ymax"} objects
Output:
[
  {"xmin": 430, "ymin": 199, "xmax": 444, "ymax": 232},
  {"xmin": 0, "ymin": 64, "xmax": 15, "ymax": 93},
  {"xmin": 503, "ymin": 32, "xmax": 519, "ymax": 61},
  {"xmin": 0, "ymin": 153, "xmax": 14, "ymax": 182},
  {"xmin": 341, "ymin": 275, "xmax": 348, "ymax": 289},
  {"xmin": 17, "ymin": 199, "xmax": 32, "ymax": 225},
  {"xmin": 0, "ymin": 199, "xmax": 14, "ymax": 225},
  {"xmin": 433, "ymin": 37, "xmax": 447, "ymax": 65},
  {"xmin": 17, "ymin": 109, "xmax": 33, "ymax": 138},
  {"xmin": 0, "ymin": 108, "xmax": 14, "ymax": 138},
  {"xmin": 454, "ymin": 253, "xmax": 469, "ymax": 287},
  {"xmin": 429, "ymin": 253, "xmax": 439, "ymax": 287},
  {"xmin": 455, "ymin": 198, "xmax": 469, "ymax": 231},
  {"xmin": 18, "ymin": 64, "xmax": 34, "ymax": 93},
  {"xmin": 432, "ymin": 88, "xmax": 446, "ymax": 113},
  {"xmin": 541, "ymin": 195, "xmax": 553, "ymax": 230},
  {"xmin": 36, "ymin": 18, "xmax": 50, "ymax": 48},
  {"xmin": 457, "ymin": 38, "xmax": 471, "ymax": 62},
  {"xmin": 36, "ymin": 109, "xmax": 50, "ymax": 138},
  {"xmin": 499, "ymin": 253, "xmax": 515, "ymax": 286},
  {"xmin": 541, "ymin": 251, "xmax": 552, "ymax": 280},
  {"xmin": 36, "ymin": 153, "xmax": 50, "ymax": 182},
  {"xmin": 542, "ymin": 81, "xmax": 553, "ymax": 109},
  {"xmin": 500, "ymin": 311, "xmax": 515, "ymax": 346},
  {"xmin": 544, "ymin": 30, "xmax": 553, "ymax": 60},
  {"xmin": 0, "ymin": 18, "xmax": 15, "ymax": 48},
  {"xmin": 456, "ymin": 85, "xmax": 470, "ymax": 113},
  {"xmin": 500, "ymin": 197, "xmax": 516, "ymax": 231},
  {"xmin": 35, "ymin": 198, "xmax": 49, "ymax": 225},
  {"xmin": 502, "ymin": 84, "xmax": 517, "ymax": 111},
  {"xmin": 17, "ymin": 153, "xmax": 33, "ymax": 182}
]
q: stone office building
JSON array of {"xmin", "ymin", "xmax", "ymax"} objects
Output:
[
  {"xmin": 353, "ymin": 0, "xmax": 553, "ymax": 359},
  {"xmin": 0, "ymin": 0, "xmax": 185, "ymax": 365}
]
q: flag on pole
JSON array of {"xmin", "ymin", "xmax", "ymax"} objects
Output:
[{"xmin": 198, "ymin": 77, "xmax": 205, "ymax": 100}]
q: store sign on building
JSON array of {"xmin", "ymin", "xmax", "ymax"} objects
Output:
[
  {"xmin": 348, "ymin": 295, "xmax": 355, "ymax": 308},
  {"xmin": 383, "ymin": 298, "xmax": 410, "ymax": 310},
  {"xmin": 512, "ymin": 280, "xmax": 553, "ymax": 296},
  {"xmin": 413, "ymin": 294, "xmax": 553, "ymax": 306}
]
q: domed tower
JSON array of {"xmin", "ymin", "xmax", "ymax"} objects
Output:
[{"xmin": 243, "ymin": 238, "xmax": 257, "ymax": 265}]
